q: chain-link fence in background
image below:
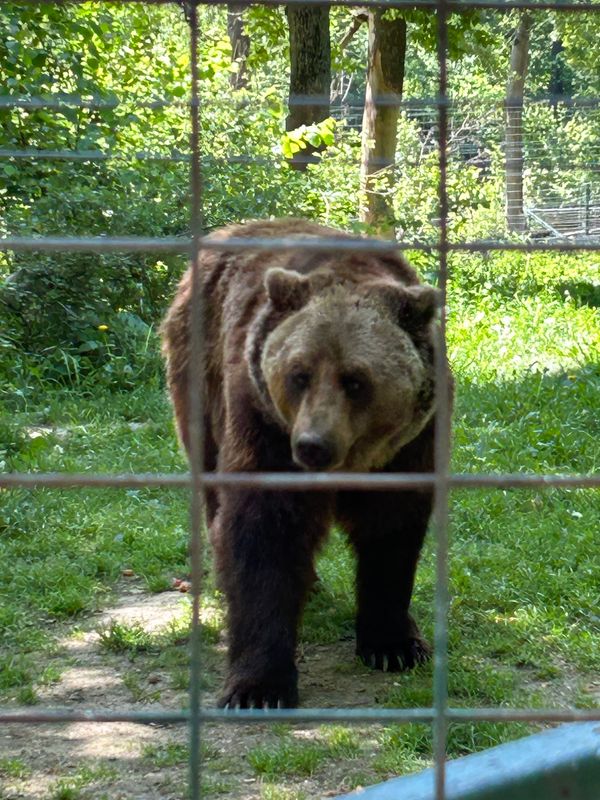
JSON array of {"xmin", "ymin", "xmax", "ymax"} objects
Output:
[{"xmin": 1, "ymin": 1, "xmax": 599, "ymax": 799}]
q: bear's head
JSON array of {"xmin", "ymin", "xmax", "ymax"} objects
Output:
[{"xmin": 260, "ymin": 268, "xmax": 439, "ymax": 472}]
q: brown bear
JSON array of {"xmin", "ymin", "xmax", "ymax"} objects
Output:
[{"xmin": 161, "ymin": 218, "xmax": 445, "ymax": 709}]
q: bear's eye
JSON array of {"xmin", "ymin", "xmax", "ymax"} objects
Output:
[
  {"xmin": 290, "ymin": 371, "xmax": 311, "ymax": 392},
  {"xmin": 341, "ymin": 373, "xmax": 369, "ymax": 401}
]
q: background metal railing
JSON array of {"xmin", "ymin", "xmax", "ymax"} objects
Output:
[{"xmin": 1, "ymin": 1, "xmax": 599, "ymax": 799}]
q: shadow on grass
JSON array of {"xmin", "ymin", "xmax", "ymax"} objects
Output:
[{"xmin": 556, "ymin": 281, "xmax": 600, "ymax": 309}]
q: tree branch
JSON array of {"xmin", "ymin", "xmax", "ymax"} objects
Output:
[{"xmin": 339, "ymin": 12, "xmax": 368, "ymax": 52}]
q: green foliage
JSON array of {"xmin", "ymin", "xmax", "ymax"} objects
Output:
[
  {"xmin": 553, "ymin": 13, "xmax": 600, "ymax": 94},
  {"xmin": 281, "ymin": 117, "xmax": 336, "ymax": 159},
  {"xmin": 245, "ymin": 6, "xmax": 288, "ymax": 74},
  {"xmin": 0, "ymin": 6, "xmax": 350, "ymax": 396},
  {"xmin": 524, "ymin": 103, "xmax": 599, "ymax": 203},
  {"xmin": 0, "ymin": 3, "xmax": 191, "ymax": 392},
  {"xmin": 384, "ymin": 8, "xmax": 495, "ymax": 60}
]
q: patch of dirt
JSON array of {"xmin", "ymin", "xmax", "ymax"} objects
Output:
[
  {"xmin": 515, "ymin": 655, "xmax": 600, "ymax": 712},
  {"xmin": 0, "ymin": 582, "xmax": 391, "ymax": 800}
]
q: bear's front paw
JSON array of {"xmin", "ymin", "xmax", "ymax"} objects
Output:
[
  {"xmin": 218, "ymin": 669, "xmax": 298, "ymax": 709},
  {"xmin": 357, "ymin": 635, "xmax": 431, "ymax": 672}
]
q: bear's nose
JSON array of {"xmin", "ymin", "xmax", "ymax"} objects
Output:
[{"xmin": 294, "ymin": 433, "xmax": 335, "ymax": 471}]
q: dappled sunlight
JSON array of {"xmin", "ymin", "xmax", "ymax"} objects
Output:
[
  {"xmin": 95, "ymin": 586, "xmax": 190, "ymax": 634},
  {"xmin": 49, "ymin": 665, "xmax": 122, "ymax": 696},
  {"xmin": 488, "ymin": 607, "xmax": 543, "ymax": 628}
]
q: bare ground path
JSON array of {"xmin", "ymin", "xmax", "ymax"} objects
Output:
[{"xmin": 0, "ymin": 581, "xmax": 398, "ymax": 800}]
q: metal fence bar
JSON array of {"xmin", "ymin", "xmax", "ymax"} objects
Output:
[
  {"xmin": 0, "ymin": 149, "xmax": 276, "ymax": 164},
  {"xmin": 1, "ymin": 707, "xmax": 599, "ymax": 725},
  {"xmin": 433, "ymin": 2, "xmax": 450, "ymax": 796},
  {"xmin": 3, "ymin": 93, "xmax": 600, "ymax": 111},
  {"xmin": 0, "ymin": 148, "xmax": 191, "ymax": 161},
  {"xmin": 3, "ymin": 153, "xmax": 600, "ymax": 169},
  {"xmin": 186, "ymin": 4, "xmax": 206, "ymax": 798},
  {"xmin": 1, "ymin": 472, "xmax": 598, "ymax": 490},
  {"xmin": 0, "ymin": 236, "xmax": 193, "ymax": 253},
  {"xmin": 0, "ymin": 96, "xmax": 176, "ymax": 110},
  {"xmin": 11, "ymin": 0, "xmax": 600, "ymax": 12},
  {"xmin": 225, "ymin": 0, "xmax": 600, "ymax": 8},
  {"xmin": 4, "ymin": 235, "xmax": 600, "ymax": 254}
]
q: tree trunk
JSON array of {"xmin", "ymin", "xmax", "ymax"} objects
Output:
[
  {"xmin": 227, "ymin": 5, "xmax": 250, "ymax": 90},
  {"xmin": 359, "ymin": 11, "xmax": 407, "ymax": 236},
  {"xmin": 286, "ymin": 4, "xmax": 330, "ymax": 169},
  {"xmin": 505, "ymin": 12, "xmax": 532, "ymax": 234},
  {"xmin": 549, "ymin": 38, "xmax": 568, "ymax": 117}
]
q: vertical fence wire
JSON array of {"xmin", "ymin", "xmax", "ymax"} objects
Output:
[
  {"xmin": 187, "ymin": 3, "xmax": 206, "ymax": 797},
  {"xmin": 433, "ymin": 1, "xmax": 451, "ymax": 797}
]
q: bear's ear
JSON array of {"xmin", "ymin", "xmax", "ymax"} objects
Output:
[
  {"xmin": 265, "ymin": 268, "xmax": 311, "ymax": 312},
  {"xmin": 369, "ymin": 283, "xmax": 440, "ymax": 330}
]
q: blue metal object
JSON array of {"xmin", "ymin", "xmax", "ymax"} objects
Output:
[{"xmin": 337, "ymin": 723, "xmax": 600, "ymax": 800}]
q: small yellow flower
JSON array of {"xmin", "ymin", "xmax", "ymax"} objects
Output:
[{"xmin": 98, "ymin": 324, "xmax": 109, "ymax": 332}]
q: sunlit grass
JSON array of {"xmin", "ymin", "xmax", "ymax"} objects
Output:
[{"xmin": 248, "ymin": 726, "xmax": 362, "ymax": 778}]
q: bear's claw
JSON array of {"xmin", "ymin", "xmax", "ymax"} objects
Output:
[
  {"xmin": 218, "ymin": 682, "xmax": 298, "ymax": 710},
  {"xmin": 358, "ymin": 636, "xmax": 432, "ymax": 672}
]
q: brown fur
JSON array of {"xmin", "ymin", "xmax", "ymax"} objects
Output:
[{"xmin": 161, "ymin": 219, "xmax": 448, "ymax": 708}]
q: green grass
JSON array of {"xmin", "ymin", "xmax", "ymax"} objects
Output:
[
  {"xmin": 122, "ymin": 669, "xmax": 162, "ymax": 703},
  {"xmin": 248, "ymin": 726, "xmax": 362, "ymax": 778},
  {"xmin": 46, "ymin": 765, "xmax": 118, "ymax": 800},
  {"xmin": 249, "ymin": 738, "xmax": 330, "ymax": 778},
  {"xmin": 260, "ymin": 785, "xmax": 307, "ymax": 800},
  {"xmin": 142, "ymin": 742, "xmax": 189, "ymax": 768},
  {"xmin": 0, "ymin": 390, "xmax": 190, "ymax": 696},
  {"xmin": 0, "ymin": 757, "xmax": 31, "ymax": 779},
  {"xmin": 97, "ymin": 607, "xmax": 219, "ymax": 699},
  {"xmin": 98, "ymin": 620, "xmax": 158, "ymax": 655},
  {"xmin": 0, "ymin": 250, "xmax": 598, "ymax": 792}
]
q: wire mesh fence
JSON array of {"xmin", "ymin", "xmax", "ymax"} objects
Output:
[{"xmin": 1, "ymin": 1, "xmax": 599, "ymax": 799}]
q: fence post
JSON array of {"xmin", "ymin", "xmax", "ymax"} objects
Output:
[{"xmin": 585, "ymin": 183, "xmax": 591, "ymax": 236}]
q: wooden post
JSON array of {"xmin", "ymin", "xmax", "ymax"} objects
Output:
[
  {"xmin": 505, "ymin": 12, "xmax": 532, "ymax": 234},
  {"xmin": 227, "ymin": 5, "xmax": 250, "ymax": 90},
  {"xmin": 585, "ymin": 183, "xmax": 591, "ymax": 236},
  {"xmin": 359, "ymin": 10, "xmax": 407, "ymax": 237}
]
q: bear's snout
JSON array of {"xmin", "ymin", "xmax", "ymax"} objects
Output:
[{"xmin": 293, "ymin": 432, "xmax": 336, "ymax": 471}]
